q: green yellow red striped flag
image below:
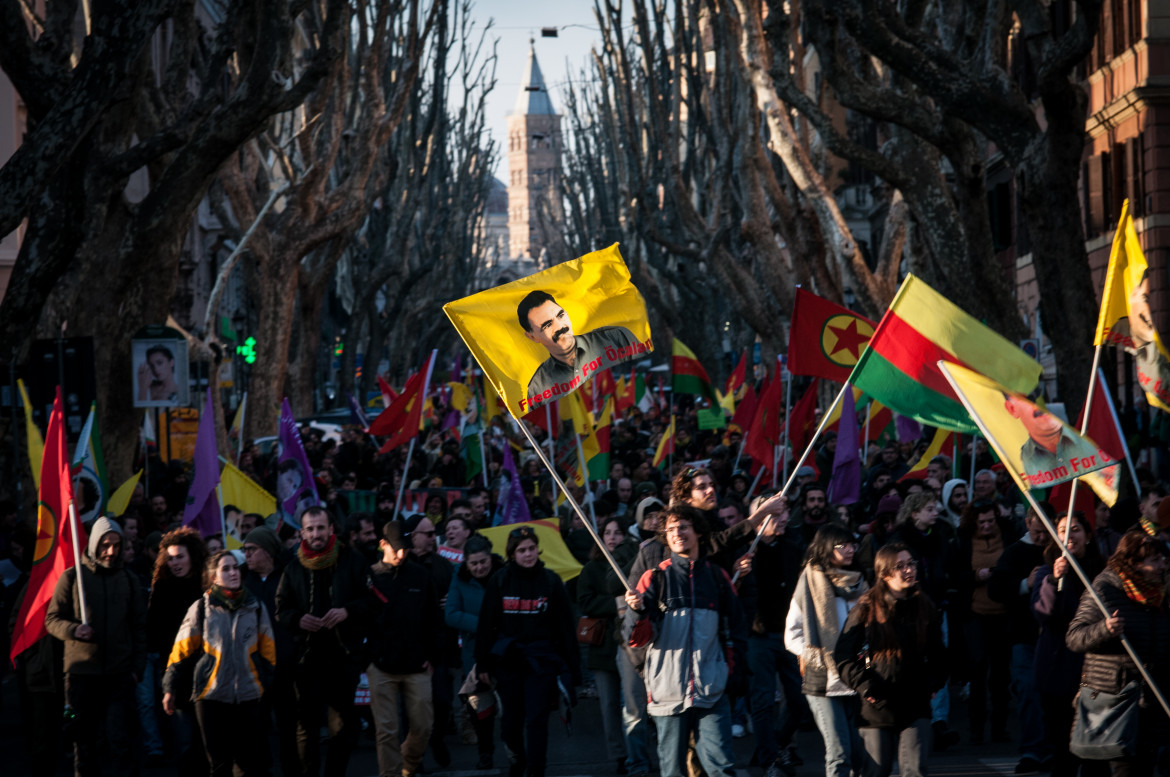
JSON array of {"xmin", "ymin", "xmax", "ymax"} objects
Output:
[
  {"xmin": 846, "ymin": 276, "xmax": 1041, "ymax": 433},
  {"xmin": 672, "ymin": 339, "xmax": 714, "ymax": 399}
]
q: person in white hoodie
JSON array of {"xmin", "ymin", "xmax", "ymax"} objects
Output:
[
  {"xmin": 940, "ymin": 479, "xmax": 969, "ymax": 528},
  {"xmin": 785, "ymin": 523, "xmax": 868, "ymax": 777}
]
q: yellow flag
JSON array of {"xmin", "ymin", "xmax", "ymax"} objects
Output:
[
  {"xmin": 220, "ymin": 462, "xmax": 277, "ymax": 547},
  {"xmin": 1095, "ymin": 199, "xmax": 1170, "ymax": 412},
  {"xmin": 939, "ymin": 361, "xmax": 1115, "ymax": 502},
  {"xmin": 17, "ymin": 379, "xmax": 44, "ymax": 489},
  {"xmin": 444, "ymin": 243, "xmax": 654, "ymax": 420},
  {"xmin": 479, "ymin": 519, "xmax": 583, "ymax": 582},
  {"xmin": 107, "ymin": 470, "xmax": 143, "ymax": 516},
  {"xmin": 447, "ymin": 382, "xmax": 472, "ymax": 413}
]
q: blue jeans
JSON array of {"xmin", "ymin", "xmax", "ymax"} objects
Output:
[
  {"xmin": 136, "ymin": 652, "xmax": 163, "ymax": 756},
  {"xmin": 931, "ymin": 612, "xmax": 950, "ymax": 724},
  {"xmin": 1011, "ymin": 643, "xmax": 1048, "ymax": 758},
  {"xmin": 806, "ymin": 694, "xmax": 864, "ymax": 777},
  {"xmin": 617, "ymin": 646, "xmax": 654, "ymax": 775},
  {"xmin": 652, "ymin": 695, "xmax": 736, "ymax": 777},
  {"xmin": 747, "ymin": 633, "xmax": 806, "ymax": 765}
]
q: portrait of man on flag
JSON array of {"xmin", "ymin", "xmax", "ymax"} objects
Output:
[
  {"xmin": 444, "ymin": 243, "xmax": 654, "ymax": 419},
  {"xmin": 940, "ymin": 361, "xmax": 1112, "ymax": 490}
]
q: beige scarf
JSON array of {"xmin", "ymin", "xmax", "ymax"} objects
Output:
[{"xmin": 798, "ymin": 565, "xmax": 868, "ymax": 675}]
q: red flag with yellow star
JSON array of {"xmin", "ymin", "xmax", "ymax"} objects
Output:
[
  {"xmin": 10, "ymin": 388, "xmax": 88, "ymax": 664},
  {"xmin": 788, "ymin": 287, "xmax": 875, "ymax": 382}
]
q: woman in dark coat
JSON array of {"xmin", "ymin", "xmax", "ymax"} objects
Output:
[
  {"xmin": 1066, "ymin": 528, "xmax": 1170, "ymax": 777},
  {"xmin": 835, "ymin": 543, "xmax": 947, "ymax": 777},
  {"xmin": 476, "ymin": 526, "xmax": 579, "ymax": 777},
  {"xmin": 1030, "ymin": 511, "xmax": 1107, "ymax": 777}
]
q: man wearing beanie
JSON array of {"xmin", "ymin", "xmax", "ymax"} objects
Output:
[
  {"xmin": 45, "ymin": 516, "xmax": 147, "ymax": 776},
  {"xmin": 368, "ymin": 520, "xmax": 440, "ymax": 777},
  {"xmin": 276, "ymin": 506, "xmax": 373, "ymax": 777},
  {"xmin": 243, "ymin": 526, "xmax": 297, "ymax": 777}
]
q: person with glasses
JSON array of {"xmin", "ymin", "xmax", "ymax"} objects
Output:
[
  {"xmin": 954, "ymin": 500, "xmax": 1018, "ymax": 746},
  {"xmin": 834, "ymin": 544, "xmax": 946, "ymax": 777},
  {"xmin": 476, "ymin": 526, "xmax": 579, "ymax": 777},
  {"xmin": 403, "ymin": 513, "xmax": 458, "ymax": 768},
  {"xmin": 784, "ymin": 523, "xmax": 868, "ymax": 777},
  {"xmin": 624, "ymin": 505, "xmax": 748, "ymax": 777},
  {"xmin": 241, "ymin": 526, "xmax": 297, "ymax": 777}
]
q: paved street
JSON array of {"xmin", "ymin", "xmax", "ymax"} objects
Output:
[{"xmin": 0, "ymin": 671, "xmax": 1029, "ymax": 777}]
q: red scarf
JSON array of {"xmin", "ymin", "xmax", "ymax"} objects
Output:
[
  {"xmin": 298, "ymin": 535, "xmax": 340, "ymax": 570},
  {"xmin": 1119, "ymin": 570, "xmax": 1165, "ymax": 608}
]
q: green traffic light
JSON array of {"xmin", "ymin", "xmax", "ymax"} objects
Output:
[{"xmin": 236, "ymin": 337, "xmax": 257, "ymax": 364}]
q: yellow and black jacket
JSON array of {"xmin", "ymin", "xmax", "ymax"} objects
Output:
[{"xmin": 163, "ymin": 589, "xmax": 276, "ymax": 704}]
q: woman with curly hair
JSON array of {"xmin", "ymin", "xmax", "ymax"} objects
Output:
[
  {"xmin": 1067, "ymin": 528, "xmax": 1170, "ymax": 777},
  {"xmin": 141, "ymin": 527, "xmax": 208, "ymax": 768},
  {"xmin": 785, "ymin": 523, "xmax": 869, "ymax": 777},
  {"xmin": 835, "ymin": 544, "xmax": 947, "ymax": 777}
]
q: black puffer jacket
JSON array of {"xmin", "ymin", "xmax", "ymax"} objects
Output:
[
  {"xmin": 1066, "ymin": 568, "xmax": 1170, "ymax": 696},
  {"xmin": 834, "ymin": 590, "xmax": 947, "ymax": 728}
]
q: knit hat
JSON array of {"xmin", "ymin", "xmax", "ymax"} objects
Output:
[
  {"xmin": 876, "ymin": 493, "xmax": 903, "ymax": 517},
  {"xmin": 634, "ymin": 496, "xmax": 665, "ymax": 530},
  {"xmin": 244, "ymin": 526, "xmax": 282, "ymax": 562}
]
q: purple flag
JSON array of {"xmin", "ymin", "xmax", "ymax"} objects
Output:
[
  {"xmin": 182, "ymin": 389, "xmax": 222, "ymax": 537},
  {"xmin": 495, "ymin": 442, "xmax": 532, "ymax": 526},
  {"xmin": 895, "ymin": 414, "xmax": 923, "ymax": 444},
  {"xmin": 278, "ymin": 398, "xmax": 320, "ymax": 528},
  {"xmin": 827, "ymin": 387, "xmax": 860, "ymax": 506},
  {"xmin": 345, "ymin": 390, "xmax": 369, "ymax": 429}
]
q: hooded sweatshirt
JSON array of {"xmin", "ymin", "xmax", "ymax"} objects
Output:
[
  {"xmin": 941, "ymin": 479, "xmax": 967, "ymax": 527},
  {"xmin": 44, "ymin": 517, "xmax": 147, "ymax": 676}
]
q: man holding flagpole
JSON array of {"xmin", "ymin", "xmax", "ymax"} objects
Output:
[{"xmin": 45, "ymin": 516, "xmax": 147, "ymax": 777}]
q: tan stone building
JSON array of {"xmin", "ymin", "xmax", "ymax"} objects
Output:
[{"xmin": 505, "ymin": 42, "xmax": 563, "ymax": 265}]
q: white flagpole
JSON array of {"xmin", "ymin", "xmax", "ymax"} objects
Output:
[
  {"xmin": 393, "ymin": 350, "xmax": 438, "ymax": 520},
  {"xmin": 516, "ymin": 418, "xmax": 630, "ymax": 590},
  {"xmin": 734, "ymin": 381, "xmax": 851, "ymax": 580},
  {"xmin": 545, "ymin": 404, "xmax": 558, "ymax": 507},
  {"xmin": 67, "ymin": 500, "xmax": 89, "ymax": 626}
]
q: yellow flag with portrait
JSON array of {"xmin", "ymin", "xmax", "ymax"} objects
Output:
[{"xmin": 444, "ymin": 244, "xmax": 653, "ymax": 421}]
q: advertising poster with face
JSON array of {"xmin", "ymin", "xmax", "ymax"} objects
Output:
[{"xmin": 132, "ymin": 337, "xmax": 189, "ymax": 408}]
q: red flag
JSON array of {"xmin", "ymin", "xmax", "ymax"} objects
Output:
[
  {"xmin": 724, "ymin": 349, "xmax": 748, "ymax": 397},
  {"xmin": 788, "ymin": 288, "xmax": 876, "ymax": 382},
  {"xmin": 378, "ymin": 374, "xmax": 399, "ymax": 406},
  {"xmin": 370, "ymin": 353, "xmax": 436, "ymax": 452},
  {"xmin": 787, "ymin": 379, "xmax": 821, "ymax": 456},
  {"xmin": 614, "ymin": 369, "xmax": 636, "ymax": 417},
  {"xmin": 595, "ymin": 368, "xmax": 616, "ymax": 404},
  {"xmin": 744, "ymin": 371, "xmax": 784, "ymax": 471},
  {"xmin": 10, "ymin": 389, "xmax": 88, "ymax": 664},
  {"xmin": 524, "ymin": 400, "xmax": 560, "ymax": 438},
  {"xmin": 732, "ymin": 383, "xmax": 759, "ymax": 430}
]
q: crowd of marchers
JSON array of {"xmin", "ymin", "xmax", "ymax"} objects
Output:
[{"xmin": 3, "ymin": 401, "xmax": 1170, "ymax": 777}]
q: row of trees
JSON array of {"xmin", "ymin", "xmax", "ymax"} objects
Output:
[
  {"xmin": 0, "ymin": 0, "xmax": 498, "ymax": 486},
  {"xmin": 556, "ymin": 0, "xmax": 1102, "ymax": 405}
]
